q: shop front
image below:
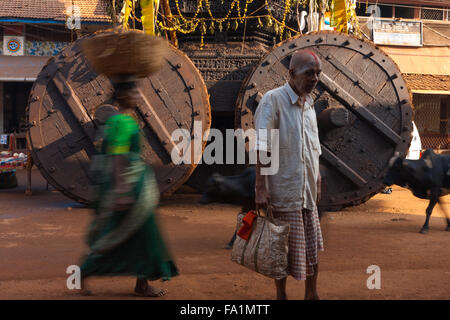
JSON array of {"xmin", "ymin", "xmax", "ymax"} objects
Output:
[
  {"xmin": 0, "ymin": 55, "xmax": 50, "ymax": 152},
  {"xmin": 379, "ymin": 46, "xmax": 450, "ymax": 152}
]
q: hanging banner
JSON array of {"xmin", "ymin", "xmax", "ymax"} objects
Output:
[
  {"xmin": 330, "ymin": 0, "xmax": 359, "ymax": 34},
  {"xmin": 122, "ymin": 0, "xmax": 133, "ymax": 29},
  {"xmin": 141, "ymin": 0, "xmax": 160, "ymax": 35},
  {"xmin": 3, "ymin": 36, "xmax": 24, "ymax": 56},
  {"xmin": 331, "ymin": 0, "xmax": 348, "ymax": 33}
]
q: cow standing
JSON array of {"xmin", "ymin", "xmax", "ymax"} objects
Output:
[{"xmin": 383, "ymin": 149, "xmax": 450, "ymax": 233}]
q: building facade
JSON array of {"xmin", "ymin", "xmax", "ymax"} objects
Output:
[
  {"xmin": 356, "ymin": 0, "xmax": 449, "ymax": 152},
  {"xmin": 0, "ymin": 0, "xmax": 110, "ymax": 150}
]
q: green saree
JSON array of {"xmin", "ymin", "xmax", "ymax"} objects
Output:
[{"xmin": 80, "ymin": 113, "xmax": 178, "ymax": 281}]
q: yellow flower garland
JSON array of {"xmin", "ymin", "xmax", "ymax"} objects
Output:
[{"xmin": 140, "ymin": 0, "xmax": 361, "ymax": 49}]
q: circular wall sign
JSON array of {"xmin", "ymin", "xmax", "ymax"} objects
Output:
[{"xmin": 7, "ymin": 38, "xmax": 21, "ymax": 53}]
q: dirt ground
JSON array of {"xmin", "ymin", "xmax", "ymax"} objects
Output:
[{"xmin": 0, "ymin": 168, "xmax": 448, "ymax": 300}]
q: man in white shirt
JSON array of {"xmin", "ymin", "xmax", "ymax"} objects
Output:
[
  {"xmin": 254, "ymin": 50, "xmax": 324, "ymax": 300},
  {"xmin": 406, "ymin": 121, "xmax": 422, "ymax": 160}
]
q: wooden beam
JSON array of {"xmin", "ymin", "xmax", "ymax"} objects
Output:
[
  {"xmin": 320, "ymin": 146, "xmax": 368, "ymax": 188},
  {"xmin": 319, "ymin": 73, "xmax": 403, "ymax": 146},
  {"xmin": 52, "ymin": 71, "xmax": 96, "ymax": 144},
  {"xmin": 136, "ymin": 87, "xmax": 180, "ymax": 157}
]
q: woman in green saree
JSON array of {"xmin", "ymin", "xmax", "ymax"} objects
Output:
[{"xmin": 80, "ymin": 81, "xmax": 178, "ymax": 297}]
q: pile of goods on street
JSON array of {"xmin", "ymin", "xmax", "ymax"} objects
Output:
[
  {"xmin": 0, "ymin": 151, "xmax": 26, "ymax": 188},
  {"xmin": 0, "ymin": 151, "xmax": 27, "ymax": 173}
]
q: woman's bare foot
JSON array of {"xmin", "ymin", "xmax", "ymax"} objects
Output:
[
  {"xmin": 134, "ymin": 278, "xmax": 167, "ymax": 297},
  {"xmin": 134, "ymin": 286, "xmax": 168, "ymax": 297}
]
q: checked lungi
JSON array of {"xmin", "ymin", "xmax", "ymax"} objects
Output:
[{"xmin": 273, "ymin": 207, "xmax": 324, "ymax": 280}]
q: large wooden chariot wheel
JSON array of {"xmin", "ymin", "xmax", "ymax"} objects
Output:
[
  {"xmin": 27, "ymin": 32, "xmax": 211, "ymax": 204},
  {"xmin": 235, "ymin": 31, "xmax": 413, "ymax": 211}
]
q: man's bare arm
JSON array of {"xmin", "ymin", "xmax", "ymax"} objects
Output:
[
  {"xmin": 255, "ymin": 150, "xmax": 271, "ymax": 209},
  {"xmin": 316, "ymin": 171, "xmax": 321, "ymax": 204}
]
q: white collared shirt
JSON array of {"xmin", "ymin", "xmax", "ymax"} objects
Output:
[{"xmin": 254, "ymin": 82, "xmax": 321, "ymax": 212}]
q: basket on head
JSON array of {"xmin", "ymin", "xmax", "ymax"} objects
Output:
[{"xmin": 81, "ymin": 29, "xmax": 168, "ymax": 79}]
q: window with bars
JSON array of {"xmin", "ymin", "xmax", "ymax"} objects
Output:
[
  {"xmin": 421, "ymin": 8, "xmax": 444, "ymax": 20},
  {"xmin": 413, "ymin": 94, "xmax": 449, "ymax": 150}
]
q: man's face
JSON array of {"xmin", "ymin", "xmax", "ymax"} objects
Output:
[{"xmin": 289, "ymin": 58, "xmax": 322, "ymax": 95}]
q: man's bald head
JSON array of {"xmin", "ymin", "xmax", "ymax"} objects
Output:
[
  {"xmin": 288, "ymin": 49, "xmax": 322, "ymax": 96},
  {"xmin": 289, "ymin": 50, "xmax": 321, "ymax": 75}
]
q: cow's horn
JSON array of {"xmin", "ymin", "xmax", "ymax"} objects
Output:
[
  {"xmin": 424, "ymin": 158, "xmax": 433, "ymax": 169},
  {"xmin": 388, "ymin": 155, "xmax": 398, "ymax": 167}
]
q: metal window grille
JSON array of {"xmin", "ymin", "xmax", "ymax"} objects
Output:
[
  {"xmin": 413, "ymin": 94, "xmax": 449, "ymax": 150},
  {"xmin": 421, "ymin": 8, "xmax": 444, "ymax": 20}
]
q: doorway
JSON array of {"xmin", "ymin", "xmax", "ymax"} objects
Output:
[{"xmin": 3, "ymin": 82, "xmax": 33, "ymax": 134}]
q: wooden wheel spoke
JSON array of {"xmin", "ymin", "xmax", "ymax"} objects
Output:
[
  {"xmin": 321, "ymin": 145, "xmax": 367, "ymax": 187},
  {"xmin": 136, "ymin": 87, "xmax": 180, "ymax": 157},
  {"xmin": 316, "ymin": 51, "xmax": 393, "ymax": 108},
  {"xmin": 319, "ymin": 72, "xmax": 402, "ymax": 146},
  {"xmin": 52, "ymin": 71, "xmax": 96, "ymax": 144}
]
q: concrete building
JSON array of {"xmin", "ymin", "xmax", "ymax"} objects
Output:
[
  {"xmin": 0, "ymin": 0, "xmax": 110, "ymax": 150},
  {"xmin": 357, "ymin": 0, "xmax": 449, "ymax": 152}
]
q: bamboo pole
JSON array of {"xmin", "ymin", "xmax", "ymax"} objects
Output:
[
  {"xmin": 162, "ymin": 0, "xmax": 178, "ymax": 47},
  {"xmin": 112, "ymin": 0, "xmax": 117, "ymax": 26},
  {"xmin": 132, "ymin": 0, "xmax": 136, "ymax": 29}
]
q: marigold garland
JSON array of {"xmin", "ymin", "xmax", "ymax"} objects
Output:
[{"xmin": 115, "ymin": 0, "xmax": 361, "ymax": 49}]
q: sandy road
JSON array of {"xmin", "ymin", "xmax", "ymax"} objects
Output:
[{"xmin": 0, "ymin": 169, "xmax": 448, "ymax": 300}]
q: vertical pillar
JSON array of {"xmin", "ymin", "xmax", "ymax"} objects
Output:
[
  {"xmin": 414, "ymin": 7, "xmax": 421, "ymax": 20},
  {"xmin": 439, "ymin": 96, "xmax": 447, "ymax": 135},
  {"xmin": 447, "ymin": 96, "xmax": 450, "ymax": 146},
  {"xmin": 0, "ymin": 82, "xmax": 3, "ymax": 134},
  {"xmin": 441, "ymin": 96, "xmax": 449, "ymax": 149}
]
